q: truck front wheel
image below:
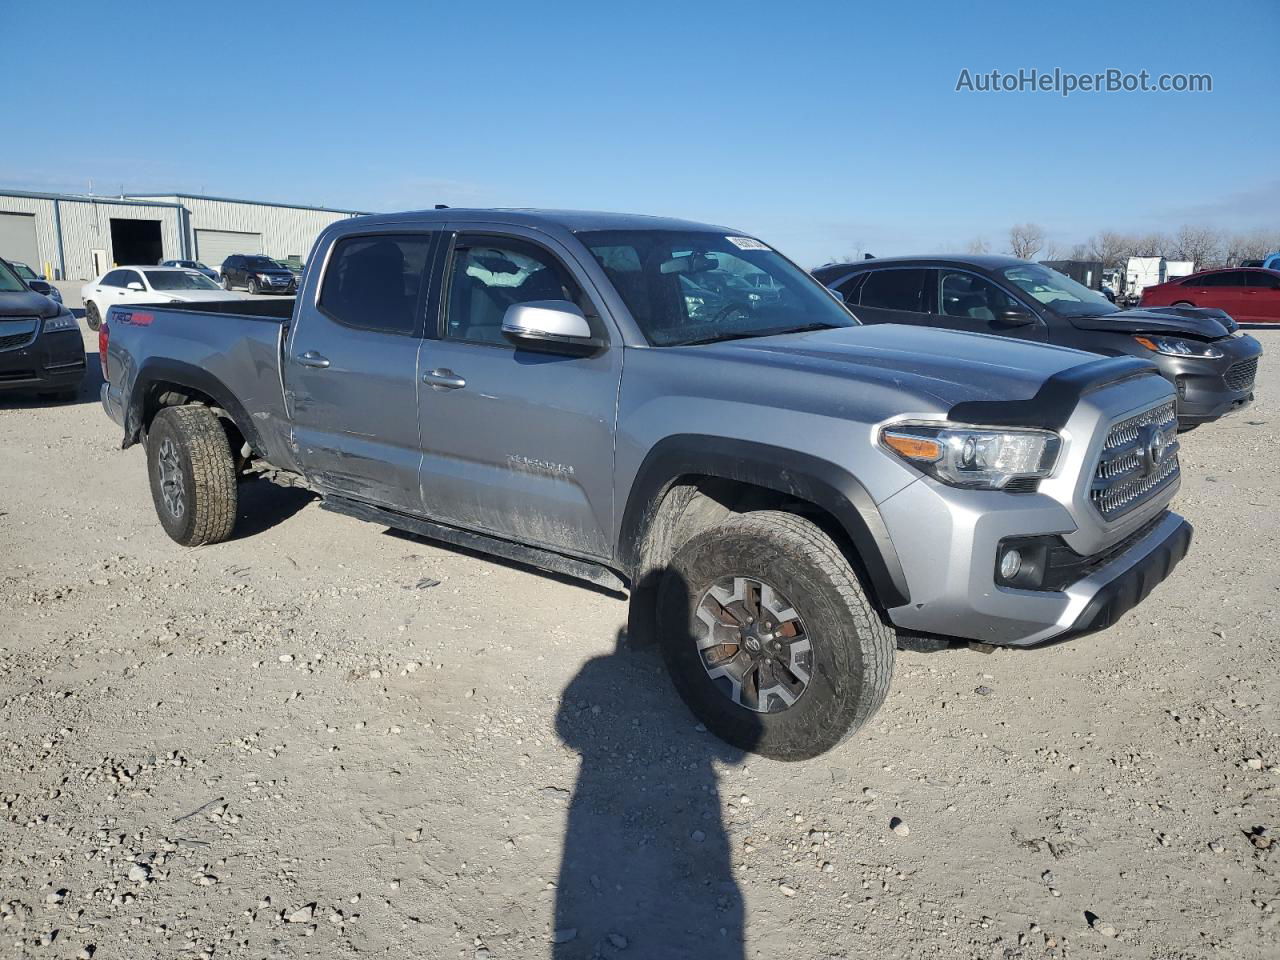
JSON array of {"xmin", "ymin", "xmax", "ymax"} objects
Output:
[
  {"xmin": 657, "ymin": 510, "xmax": 895, "ymax": 761},
  {"xmin": 146, "ymin": 405, "xmax": 238, "ymax": 547}
]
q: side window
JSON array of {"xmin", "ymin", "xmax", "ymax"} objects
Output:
[
  {"xmin": 858, "ymin": 269, "xmax": 928, "ymax": 312},
  {"xmin": 938, "ymin": 271, "xmax": 1018, "ymax": 322},
  {"xmin": 120, "ymin": 270, "xmax": 143, "ymax": 288},
  {"xmin": 318, "ymin": 234, "xmax": 432, "ymax": 335},
  {"xmin": 834, "ymin": 272, "xmax": 867, "ymax": 302},
  {"xmin": 444, "ymin": 236, "xmax": 588, "ymax": 346},
  {"xmin": 1199, "ymin": 271, "xmax": 1237, "ymax": 287},
  {"xmin": 101, "ymin": 270, "xmax": 125, "ymax": 287}
]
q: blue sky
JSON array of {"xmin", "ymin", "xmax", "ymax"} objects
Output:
[{"xmin": 5, "ymin": 0, "xmax": 1277, "ymax": 266}]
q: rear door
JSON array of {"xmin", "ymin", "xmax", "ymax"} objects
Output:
[
  {"xmin": 1241, "ymin": 270, "xmax": 1280, "ymax": 323},
  {"xmin": 1188, "ymin": 270, "xmax": 1249, "ymax": 316},
  {"xmin": 414, "ymin": 226, "xmax": 621, "ymax": 560},
  {"xmin": 285, "ymin": 230, "xmax": 438, "ymax": 511}
]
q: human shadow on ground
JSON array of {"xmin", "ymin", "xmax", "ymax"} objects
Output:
[{"xmin": 553, "ymin": 570, "xmax": 761, "ymax": 959}]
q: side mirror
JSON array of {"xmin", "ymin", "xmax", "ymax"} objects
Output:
[
  {"xmin": 826, "ymin": 285, "xmax": 846, "ymax": 303},
  {"xmin": 502, "ymin": 300, "xmax": 600, "ymax": 352},
  {"xmin": 126, "ymin": 281, "xmax": 145, "ymax": 291},
  {"xmin": 994, "ymin": 306, "xmax": 1036, "ymax": 327}
]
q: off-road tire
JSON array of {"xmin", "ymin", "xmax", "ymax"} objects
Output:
[
  {"xmin": 84, "ymin": 302, "xmax": 101, "ymax": 331},
  {"xmin": 146, "ymin": 405, "xmax": 237, "ymax": 546},
  {"xmin": 657, "ymin": 510, "xmax": 895, "ymax": 761}
]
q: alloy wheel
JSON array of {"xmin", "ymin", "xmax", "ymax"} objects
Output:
[
  {"xmin": 156, "ymin": 437, "xmax": 185, "ymax": 519},
  {"xmin": 693, "ymin": 575, "xmax": 813, "ymax": 713}
]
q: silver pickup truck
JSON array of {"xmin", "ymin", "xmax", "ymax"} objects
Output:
[{"xmin": 100, "ymin": 209, "xmax": 1191, "ymax": 759}]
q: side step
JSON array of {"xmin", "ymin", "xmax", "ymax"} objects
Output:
[{"xmin": 320, "ymin": 496, "xmax": 627, "ymax": 592}]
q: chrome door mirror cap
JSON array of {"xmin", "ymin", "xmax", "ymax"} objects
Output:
[{"xmin": 501, "ymin": 300, "xmax": 595, "ymax": 345}]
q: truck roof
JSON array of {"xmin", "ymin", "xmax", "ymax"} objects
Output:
[{"xmin": 346, "ymin": 208, "xmax": 738, "ymax": 235}]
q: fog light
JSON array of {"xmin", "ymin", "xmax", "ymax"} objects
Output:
[{"xmin": 999, "ymin": 549, "xmax": 1022, "ymax": 581}]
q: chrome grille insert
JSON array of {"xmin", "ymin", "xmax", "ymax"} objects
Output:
[{"xmin": 1091, "ymin": 400, "xmax": 1180, "ymax": 521}]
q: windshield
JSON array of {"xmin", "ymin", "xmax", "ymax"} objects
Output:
[
  {"xmin": 246, "ymin": 256, "xmax": 284, "ymax": 270},
  {"xmin": 10, "ymin": 262, "xmax": 37, "ymax": 281},
  {"xmin": 0, "ymin": 260, "xmax": 24, "ymax": 292},
  {"xmin": 1000, "ymin": 263, "xmax": 1118, "ymax": 318},
  {"xmin": 578, "ymin": 229, "xmax": 856, "ymax": 346},
  {"xmin": 144, "ymin": 270, "xmax": 221, "ymax": 291}
]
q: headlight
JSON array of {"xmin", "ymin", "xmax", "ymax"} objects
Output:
[
  {"xmin": 1133, "ymin": 335, "xmax": 1223, "ymax": 359},
  {"xmin": 880, "ymin": 423, "xmax": 1061, "ymax": 490},
  {"xmin": 49, "ymin": 288, "xmax": 63, "ymax": 302},
  {"xmin": 258, "ymin": 273, "xmax": 271, "ymax": 281},
  {"xmin": 42, "ymin": 313, "xmax": 79, "ymax": 333}
]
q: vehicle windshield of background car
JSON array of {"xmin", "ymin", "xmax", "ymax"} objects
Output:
[
  {"xmin": 1000, "ymin": 263, "xmax": 1119, "ymax": 318},
  {"xmin": 144, "ymin": 270, "xmax": 222, "ymax": 291},
  {"xmin": 9, "ymin": 261, "xmax": 38, "ymax": 281},
  {"xmin": 578, "ymin": 229, "xmax": 857, "ymax": 346},
  {"xmin": 0, "ymin": 260, "xmax": 25, "ymax": 292},
  {"xmin": 246, "ymin": 256, "xmax": 284, "ymax": 270}
]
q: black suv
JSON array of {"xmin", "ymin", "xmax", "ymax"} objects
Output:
[
  {"xmin": 220, "ymin": 255, "xmax": 297, "ymax": 295},
  {"xmin": 813, "ymin": 255, "xmax": 1263, "ymax": 429}
]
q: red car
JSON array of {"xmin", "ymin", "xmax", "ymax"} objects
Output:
[{"xmin": 1141, "ymin": 267, "xmax": 1280, "ymax": 323}]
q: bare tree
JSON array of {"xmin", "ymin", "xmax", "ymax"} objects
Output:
[
  {"xmin": 1168, "ymin": 224, "xmax": 1222, "ymax": 269},
  {"xmin": 1007, "ymin": 223, "xmax": 1045, "ymax": 260},
  {"xmin": 1133, "ymin": 232, "xmax": 1170, "ymax": 258},
  {"xmin": 963, "ymin": 236, "xmax": 990, "ymax": 255},
  {"xmin": 1085, "ymin": 231, "xmax": 1135, "ymax": 269}
]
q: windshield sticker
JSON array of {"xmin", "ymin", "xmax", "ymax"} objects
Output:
[{"xmin": 726, "ymin": 236, "xmax": 770, "ymax": 251}]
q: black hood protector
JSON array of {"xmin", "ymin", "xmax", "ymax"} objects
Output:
[
  {"xmin": 1069, "ymin": 305, "xmax": 1236, "ymax": 339},
  {"xmin": 0, "ymin": 290, "xmax": 62, "ymax": 319}
]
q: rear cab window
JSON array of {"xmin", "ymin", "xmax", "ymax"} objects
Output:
[{"xmin": 318, "ymin": 234, "xmax": 434, "ymax": 336}]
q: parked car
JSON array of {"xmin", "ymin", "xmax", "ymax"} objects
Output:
[
  {"xmin": 0, "ymin": 257, "xmax": 84, "ymax": 401},
  {"xmin": 160, "ymin": 258, "xmax": 219, "ymax": 282},
  {"xmin": 81, "ymin": 267, "xmax": 244, "ymax": 331},
  {"xmin": 814, "ymin": 256, "xmax": 1262, "ymax": 430},
  {"xmin": 220, "ymin": 255, "xmax": 297, "ymax": 295},
  {"xmin": 6, "ymin": 260, "xmax": 63, "ymax": 304},
  {"xmin": 98, "ymin": 210, "xmax": 1194, "ymax": 759},
  {"xmin": 1141, "ymin": 267, "xmax": 1280, "ymax": 324}
]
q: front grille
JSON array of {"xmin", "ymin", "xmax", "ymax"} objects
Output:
[
  {"xmin": 1224, "ymin": 356, "xmax": 1258, "ymax": 392},
  {"xmin": 1091, "ymin": 401, "xmax": 1180, "ymax": 521},
  {"xmin": 0, "ymin": 332, "xmax": 34, "ymax": 351},
  {"xmin": 0, "ymin": 318, "xmax": 38, "ymax": 352}
]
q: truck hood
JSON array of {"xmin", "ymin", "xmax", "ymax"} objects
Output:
[
  {"xmin": 1068, "ymin": 306, "xmax": 1236, "ymax": 339},
  {"xmin": 685, "ymin": 323, "xmax": 1101, "ymax": 409},
  {"xmin": 0, "ymin": 289, "xmax": 62, "ymax": 319}
]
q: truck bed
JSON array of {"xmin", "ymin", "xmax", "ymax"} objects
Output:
[{"xmin": 101, "ymin": 298, "xmax": 299, "ymax": 470}]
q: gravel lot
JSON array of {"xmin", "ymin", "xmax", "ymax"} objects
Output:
[{"xmin": 1, "ymin": 321, "xmax": 1276, "ymax": 959}]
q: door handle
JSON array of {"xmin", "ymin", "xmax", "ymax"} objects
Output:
[
  {"xmin": 422, "ymin": 368, "xmax": 466, "ymax": 390},
  {"xmin": 296, "ymin": 350, "xmax": 331, "ymax": 369}
]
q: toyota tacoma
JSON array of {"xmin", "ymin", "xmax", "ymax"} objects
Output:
[{"xmin": 99, "ymin": 210, "xmax": 1192, "ymax": 759}]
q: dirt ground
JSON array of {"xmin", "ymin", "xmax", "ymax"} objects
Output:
[{"xmin": 1, "ymin": 324, "xmax": 1276, "ymax": 960}]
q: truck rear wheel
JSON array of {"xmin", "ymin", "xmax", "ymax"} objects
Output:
[
  {"xmin": 146, "ymin": 405, "xmax": 238, "ymax": 547},
  {"xmin": 656, "ymin": 510, "xmax": 894, "ymax": 761}
]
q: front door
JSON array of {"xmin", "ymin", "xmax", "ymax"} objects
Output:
[
  {"xmin": 285, "ymin": 231, "xmax": 437, "ymax": 512},
  {"xmin": 932, "ymin": 269, "xmax": 1048, "ymax": 341},
  {"xmin": 415, "ymin": 229, "xmax": 621, "ymax": 560}
]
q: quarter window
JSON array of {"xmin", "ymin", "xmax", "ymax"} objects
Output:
[
  {"xmin": 318, "ymin": 234, "xmax": 432, "ymax": 335},
  {"xmin": 445, "ymin": 237, "xmax": 589, "ymax": 346},
  {"xmin": 858, "ymin": 269, "xmax": 929, "ymax": 312}
]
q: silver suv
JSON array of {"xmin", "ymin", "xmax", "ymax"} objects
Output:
[{"xmin": 99, "ymin": 210, "xmax": 1191, "ymax": 759}]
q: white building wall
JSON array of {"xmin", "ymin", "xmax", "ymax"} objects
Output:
[
  {"xmin": 56, "ymin": 201, "xmax": 182, "ymax": 280},
  {"xmin": 136, "ymin": 196, "xmax": 367, "ymax": 266}
]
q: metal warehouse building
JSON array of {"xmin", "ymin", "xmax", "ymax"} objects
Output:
[{"xmin": 0, "ymin": 190, "xmax": 371, "ymax": 281}]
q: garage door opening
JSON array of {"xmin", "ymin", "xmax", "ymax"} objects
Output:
[
  {"xmin": 195, "ymin": 229, "xmax": 263, "ymax": 273},
  {"xmin": 110, "ymin": 218, "xmax": 163, "ymax": 267}
]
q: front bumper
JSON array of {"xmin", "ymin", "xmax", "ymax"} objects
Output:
[
  {"xmin": 880, "ymin": 472, "xmax": 1191, "ymax": 647},
  {"xmin": 0, "ymin": 328, "xmax": 86, "ymax": 392},
  {"xmin": 1155, "ymin": 335, "xmax": 1262, "ymax": 426},
  {"xmin": 256, "ymin": 276, "xmax": 296, "ymax": 294}
]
